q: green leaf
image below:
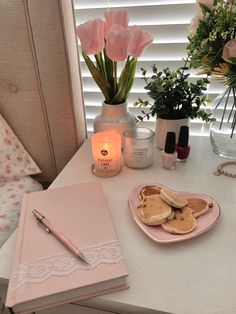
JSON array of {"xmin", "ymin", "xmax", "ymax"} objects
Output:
[
  {"xmin": 82, "ymin": 52, "xmax": 112, "ymax": 102},
  {"xmin": 152, "ymin": 64, "xmax": 157, "ymax": 73},
  {"xmin": 111, "ymin": 58, "xmax": 133, "ymax": 103},
  {"xmin": 124, "ymin": 58, "xmax": 137, "ymax": 100},
  {"xmin": 206, "ymin": 97, "xmax": 212, "ymax": 103},
  {"xmin": 137, "ymin": 115, "xmax": 143, "ymax": 122},
  {"xmin": 103, "ymin": 49, "xmax": 114, "ymax": 91},
  {"xmin": 141, "ymin": 67, "xmax": 146, "ymax": 76},
  {"xmin": 231, "ymin": 57, "xmax": 236, "ymax": 65}
]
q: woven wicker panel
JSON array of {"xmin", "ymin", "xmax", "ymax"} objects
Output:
[{"xmin": 0, "ymin": 0, "xmax": 86, "ymax": 182}]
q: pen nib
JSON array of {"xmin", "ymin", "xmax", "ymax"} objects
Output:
[{"xmin": 79, "ymin": 252, "xmax": 89, "ymax": 265}]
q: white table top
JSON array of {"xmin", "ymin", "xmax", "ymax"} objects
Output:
[{"xmin": 1, "ymin": 136, "xmax": 236, "ymax": 314}]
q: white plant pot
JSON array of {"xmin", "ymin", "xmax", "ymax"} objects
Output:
[{"xmin": 155, "ymin": 117, "xmax": 189, "ymax": 149}]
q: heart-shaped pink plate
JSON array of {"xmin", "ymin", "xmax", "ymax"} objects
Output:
[{"xmin": 128, "ymin": 183, "xmax": 220, "ymax": 243}]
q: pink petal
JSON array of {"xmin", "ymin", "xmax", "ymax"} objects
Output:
[
  {"xmin": 104, "ymin": 10, "xmax": 129, "ymax": 38},
  {"xmin": 105, "ymin": 25, "xmax": 130, "ymax": 61},
  {"xmin": 128, "ymin": 26, "xmax": 153, "ymax": 58},
  {"xmin": 76, "ymin": 19, "xmax": 105, "ymax": 55},
  {"xmin": 222, "ymin": 39, "xmax": 236, "ymax": 63}
]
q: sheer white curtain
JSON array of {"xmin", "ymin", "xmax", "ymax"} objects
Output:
[{"xmin": 73, "ymin": 0, "xmax": 222, "ymax": 135}]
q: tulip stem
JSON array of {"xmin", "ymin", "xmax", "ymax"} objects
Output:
[
  {"xmin": 99, "ymin": 52, "xmax": 107, "ymax": 80},
  {"xmin": 104, "ymin": 48, "xmax": 114, "ymax": 93},
  {"xmin": 95, "ymin": 54, "xmax": 106, "ymax": 80},
  {"xmin": 95, "ymin": 55, "xmax": 102, "ymax": 72},
  {"xmin": 114, "ymin": 61, "xmax": 118, "ymax": 94},
  {"xmin": 82, "ymin": 51, "xmax": 112, "ymax": 102}
]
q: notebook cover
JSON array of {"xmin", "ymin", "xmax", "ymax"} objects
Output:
[{"xmin": 6, "ymin": 181, "xmax": 128, "ymax": 313}]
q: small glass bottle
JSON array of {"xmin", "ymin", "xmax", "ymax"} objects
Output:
[
  {"xmin": 176, "ymin": 125, "xmax": 191, "ymax": 162},
  {"xmin": 161, "ymin": 132, "xmax": 177, "ymax": 170}
]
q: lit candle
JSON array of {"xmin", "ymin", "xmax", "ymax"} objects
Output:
[{"xmin": 91, "ymin": 131, "xmax": 122, "ymax": 177}]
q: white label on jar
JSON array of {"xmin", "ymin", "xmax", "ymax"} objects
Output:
[
  {"xmin": 128, "ymin": 148, "xmax": 147, "ymax": 162},
  {"xmin": 127, "ymin": 148, "xmax": 148, "ymax": 165}
]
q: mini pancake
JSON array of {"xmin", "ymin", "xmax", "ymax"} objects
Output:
[
  {"xmin": 160, "ymin": 188, "xmax": 188, "ymax": 209},
  {"xmin": 161, "ymin": 207, "xmax": 197, "ymax": 234},
  {"xmin": 139, "ymin": 185, "xmax": 161, "ymax": 199},
  {"xmin": 186, "ymin": 197, "xmax": 209, "ymax": 218},
  {"xmin": 137, "ymin": 194, "xmax": 173, "ymax": 226}
]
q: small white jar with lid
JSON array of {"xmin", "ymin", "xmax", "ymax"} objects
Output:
[{"xmin": 123, "ymin": 127, "xmax": 154, "ymax": 169}]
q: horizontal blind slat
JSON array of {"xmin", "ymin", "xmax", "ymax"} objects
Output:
[
  {"xmin": 77, "ymin": 43, "xmax": 188, "ymax": 60},
  {"xmin": 79, "ymin": 60, "xmax": 187, "ymax": 76},
  {"xmin": 82, "ymin": 90, "xmax": 221, "ymax": 101},
  {"xmin": 82, "ymin": 76, "xmax": 206, "ymax": 92},
  {"xmin": 74, "ymin": 0, "xmax": 195, "ymax": 9},
  {"xmin": 85, "ymin": 105, "xmax": 212, "ymax": 118},
  {"xmin": 74, "ymin": 4, "xmax": 195, "ymax": 25},
  {"xmin": 76, "ymin": 24, "xmax": 190, "ymax": 43},
  {"xmin": 86, "ymin": 119, "xmax": 210, "ymax": 135}
]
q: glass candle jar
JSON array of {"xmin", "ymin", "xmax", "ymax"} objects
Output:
[
  {"xmin": 91, "ymin": 131, "xmax": 122, "ymax": 177},
  {"xmin": 123, "ymin": 127, "xmax": 154, "ymax": 168}
]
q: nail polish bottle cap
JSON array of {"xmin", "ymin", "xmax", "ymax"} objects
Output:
[
  {"xmin": 178, "ymin": 126, "xmax": 189, "ymax": 147},
  {"xmin": 164, "ymin": 132, "xmax": 176, "ymax": 154}
]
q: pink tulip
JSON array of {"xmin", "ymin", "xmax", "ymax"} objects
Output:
[
  {"xmin": 104, "ymin": 10, "xmax": 129, "ymax": 38},
  {"xmin": 76, "ymin": 19, "xmax": 105, "ymax": 55},
  {"xmin": 222, "ymin": 39, "xmax": 236, "ymax": 64},
  {"xmin": 128, "ymin": 26, "xmax": 153, "ymax": 58},
  {"xmin": 105, "ymin": 25, "xmax": 130, "ymax": 61}
]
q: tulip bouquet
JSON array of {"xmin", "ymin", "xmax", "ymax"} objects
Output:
[
  {"xmin": 76, "ymin": 10, "xmax": 153, "ymax": 104},
  {"xmin": 187, "ymin": 0, "xmax": 236, "ymax": 87}
]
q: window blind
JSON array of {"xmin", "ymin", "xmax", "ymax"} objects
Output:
[{"xmin": 73, "ymin": 0, "xmax": 223, "ymax": 136}]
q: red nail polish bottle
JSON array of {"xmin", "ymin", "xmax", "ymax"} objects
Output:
[{"xmin": 176, "ymin": 126, "xmax": 190, "ymax": 162}]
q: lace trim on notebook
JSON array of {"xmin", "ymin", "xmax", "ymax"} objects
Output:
[{"xmin": 9, "ymin": 240, "xmax": 124, "ymax": 292}]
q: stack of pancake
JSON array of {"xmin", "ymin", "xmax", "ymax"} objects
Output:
[{"xmin": 137, "ymin": 185, "xmax": 211, "ymax": 234}]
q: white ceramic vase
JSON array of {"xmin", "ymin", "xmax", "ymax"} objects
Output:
[
  {"xmin": 93, "ymin": 102, "xmax": 136, "ymax": 143},
  {"xmin": 155, "ymin": 117, "xmax": 189, "ymax": 149}
]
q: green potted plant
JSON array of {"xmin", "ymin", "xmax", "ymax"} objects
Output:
[{"xmin": 134, "ymin": 64, "xmax": 213, "ymax": 149}]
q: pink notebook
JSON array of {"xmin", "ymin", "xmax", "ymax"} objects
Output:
[{"xmin": 6, "ymin": 182, "xmax": 128, "ymax": 314}]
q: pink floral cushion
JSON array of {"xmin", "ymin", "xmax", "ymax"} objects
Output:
[
  {"xmin": 0, "ymin": 114, "xmax": 42, "ymax": 247},
  {"xmin": 0, "ymin": 176, "xmax": 42, "ymax": 248},
  {"xmin": 0, "ymin": 114, "xmax": 41, "ymax": 178}
]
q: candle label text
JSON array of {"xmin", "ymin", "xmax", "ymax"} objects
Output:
[
  {"xmin": 127, "ymin": 148, "xmax": 148, "ymax": 164},
  {"xmin": 96, "ymin": 156, "xmax": 117, "ymax": 171}
]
